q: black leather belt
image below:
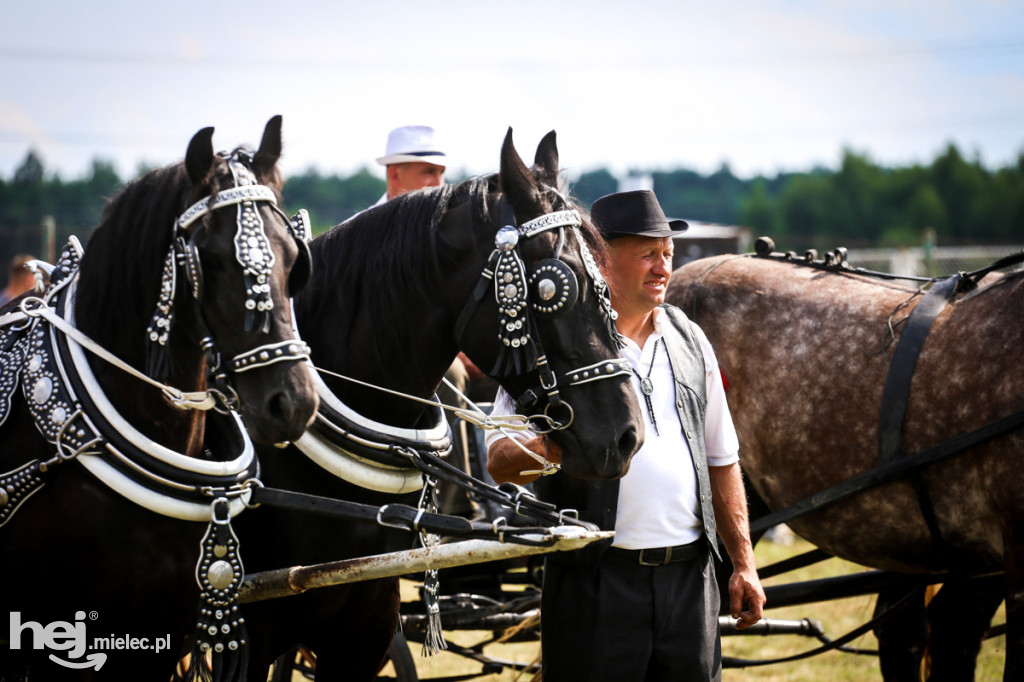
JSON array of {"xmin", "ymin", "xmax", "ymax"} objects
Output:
[{"xmin": 607, "ymin": 539, "xmax": 705, "ymax": 566}]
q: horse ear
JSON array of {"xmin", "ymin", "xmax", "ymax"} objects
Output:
[
  {"xmin": 253, "ymin": 115, "xmax": 283, "ymax": 177},
  {"xmin": 185, "ymin": 127, "xmax": 215, "ymax": 185},
  {"xmin": 499, "ymin": 127, "xmax": 542, "ymax": 223},
  {"xmin": 533, "ymin": 130, "xmax": 559, "ymax": 188}
]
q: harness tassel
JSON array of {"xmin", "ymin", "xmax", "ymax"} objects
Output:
[
  {"xmin": 418, "ymin": 478, "xmax": 448, "ymax": 656},
  {"xmin": 186, "ymin": 499, "xmax": 248, "ymax": 682}
]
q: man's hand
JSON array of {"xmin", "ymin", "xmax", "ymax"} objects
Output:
[
  {"xmin": 728, "ymin": 564, "xmax": 765, "ymax": 630},
  {"xmin": 487, "ymin": 435, "xmax": 562, "ymax": 485}
]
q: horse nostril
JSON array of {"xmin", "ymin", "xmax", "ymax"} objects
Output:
[
  {"xmin": 618, "ymin": 425, "xmax": 640, "ymax": 458},
  {"xmin": 266, "ymin": 391, "xmax": 295, "ymax": 426}
]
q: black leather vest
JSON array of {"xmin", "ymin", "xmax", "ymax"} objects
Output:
[{"xmin": 536, "ymin": 304, "xmax": 721, "ymax": 564}]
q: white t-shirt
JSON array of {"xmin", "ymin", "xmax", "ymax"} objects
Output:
[{"xmin": 487, "ymin": 308, "xmax": 738, "ymax": 549}]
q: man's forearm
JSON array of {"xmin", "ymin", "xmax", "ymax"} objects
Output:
[{"xmin": 709, "ymin": 462, "xmax": 756, "ymax": 569}]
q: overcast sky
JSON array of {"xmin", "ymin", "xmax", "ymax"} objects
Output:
[{"xmin": 2, "ymin": 0, "xmax": 1022, "ymax": 183}]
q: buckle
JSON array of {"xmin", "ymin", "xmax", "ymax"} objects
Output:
[{"xmin": 638, "ymin": 546, "xmax": 671, "ymax": 566}]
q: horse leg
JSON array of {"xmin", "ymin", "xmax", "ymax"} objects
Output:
[
  {"xmin": 874, "ymin": 586, "xmax": 928, "ymax": 682},
  {"xmin": 1003, "ymin": 569, "xmax": 1024, "ymax": 681},
  {"xmin": 925, "ymin": 575, "xmax": 1004, "ymax": 682},
  {"xmin": 309, "ymin": 578, "xmax": 402, "ymax": 682}
]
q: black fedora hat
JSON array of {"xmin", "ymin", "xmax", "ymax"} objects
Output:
[{"xmin": 590, "ymin": 190, "xmax": 688, "ymax": 239}]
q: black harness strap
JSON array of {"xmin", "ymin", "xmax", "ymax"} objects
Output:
[
  {"xmin": 248, "ymin": 485, "xmax": 580, "ymax": 546},
  {"xmin": 750, "ymin": 407, "xmax": 1024, "ymax": 536},
  {"xmin": 878, "ymin": 274, "xmax": 962, "ymax": 464},
  {"xmin": 877, "ymin": 273, "xmax": 962, "ymax": 549}
]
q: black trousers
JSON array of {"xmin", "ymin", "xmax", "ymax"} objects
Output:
[{"xmin": 541, "ymin": 547, "xmax": 721, "ymax": 681}]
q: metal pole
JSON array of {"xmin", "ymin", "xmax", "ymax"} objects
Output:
[{"xmin": 239, "ymin": 528, "xmax": 612, "ymax": 604}]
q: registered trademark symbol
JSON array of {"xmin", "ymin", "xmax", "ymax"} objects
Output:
[{"xmin": 89, "ymin": 611, "xmax": 98, "ymax": 620}]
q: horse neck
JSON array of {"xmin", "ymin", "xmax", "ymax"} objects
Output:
[{"xmin": 299, "ymin": 200, "xmax": 485, "ymax": 428}]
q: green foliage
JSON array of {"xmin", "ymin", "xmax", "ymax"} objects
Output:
[
  {"xmin": 570, "ymin": 168, "xmax": 618, "ymax": 208},
  {"xmin": 2, "ymin": 143, "xmax": 1022, "ymax": 287},
  {"xmin": 281, "ymin": 167, "xmax": 385, "ymax": 235}
]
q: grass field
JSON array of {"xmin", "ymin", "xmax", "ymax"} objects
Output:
[{"xmin": 369, "ymin": 536, "xmax": 1006, "ymax": 681}]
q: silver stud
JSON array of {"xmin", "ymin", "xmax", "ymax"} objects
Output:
[{"xmin": 495, "ymin": 227, "xmax": 519, "ymax": 251}]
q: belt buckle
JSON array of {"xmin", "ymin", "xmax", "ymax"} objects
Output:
[{"xmin": 638, "ymin": 546, "xmax": 671, "ymax": 566}]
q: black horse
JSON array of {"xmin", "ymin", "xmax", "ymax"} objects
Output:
[
  {"xmin": 0, "ymin": 117, "xmax": 318, "ymax": 680},
  {"xmin": 234, "ymin": 130, "xmax": 643, "ymax": 680}
]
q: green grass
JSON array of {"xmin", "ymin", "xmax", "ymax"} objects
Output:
[{"xmin": 369, "ymin": 537, "xmax": 1007, "ymax": 681}]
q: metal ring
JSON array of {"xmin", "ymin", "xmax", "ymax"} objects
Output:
[
  {"xmin": 543, "ymin": 401, "xmax": 575, "ymax": 431},
  {"xmin": 241, "ymin": 478, "xmax": 263, "ymax": 509}
]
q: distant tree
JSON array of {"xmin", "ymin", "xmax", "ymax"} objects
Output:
[
  {"xmin": 282, "ymin": 167, "xmax": 384, "ymax": 234},
  {"xmin": 831, "ymin": 150, "xmax": 884, "ymax": 242},
  {"xmin": 14, "ymin": 150, "xmax": 44, "ymax": 185},
  {"xmin": 570, "ymin": 169, "xmax": 618, "ymax": 208},
  {"xmin": 740, "ymin": 179, "xmax": 778, "ymax": 237},
  {"xmin": 776, "ymin": 172, "xmax": 835, "ymax": 246},
  {"xmin": 930, "ymin": 144, "xmax": 987, "ymax": 242},
  {"xmin": 904, "ymin": 184, "xmax": 947, "ymax": 237}
]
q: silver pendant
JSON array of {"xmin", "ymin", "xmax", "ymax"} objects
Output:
[{"xmin": 640, "ymin": 377, "xmax": 654, "ymax": 396}]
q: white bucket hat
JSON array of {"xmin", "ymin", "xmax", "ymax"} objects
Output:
[{"xmin": 375, "ymin": 125, "xmax": 449, "ymax": 167}]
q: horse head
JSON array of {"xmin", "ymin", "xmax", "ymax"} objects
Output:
[
  {"xmin": 76, "ymin": 116, "xmax": 318, "ymax": 447},
  {"xmin": 458, "ymin": 129, "xmax": 644, "ymax": 479}
]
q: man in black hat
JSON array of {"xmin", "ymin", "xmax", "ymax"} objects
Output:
[{"xmin": 486, "ymin": 190, "xmax": 764, "ymax": 681}]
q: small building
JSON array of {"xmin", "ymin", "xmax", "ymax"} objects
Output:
[{"xmin": 671, "ymin": 221, "xmax": 753, "ymax": 270}]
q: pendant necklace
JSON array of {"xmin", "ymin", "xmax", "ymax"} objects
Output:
[{"xmin": 632, "ymin": 338, "xmax": 660, "ymax": 436}]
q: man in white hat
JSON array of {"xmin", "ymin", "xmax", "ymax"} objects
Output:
[{"xmin": 374, "ymin": 125, "xmax": 448, "ymax": 206}]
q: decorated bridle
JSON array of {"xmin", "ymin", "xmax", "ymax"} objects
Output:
[
  {"xmin": 146, "ymin": 152, "xmax": 311, "ymax": 411},
  {"xmin": 455, "ymin": 201, "xmax": 631, "ymax": 432}
]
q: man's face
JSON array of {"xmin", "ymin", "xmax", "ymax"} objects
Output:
[
  {"xmin": 605, "ymin": 236, "xmax": 674, "ymax": 318},
  {"xmin": 388, "ymin": 162, "xmax": 446, "ymax": 197}
]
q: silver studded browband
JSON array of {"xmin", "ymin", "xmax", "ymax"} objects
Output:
[
  {"xmin": 516, "ymin": 209, "xmax": 582, "ymax": 238},
  {"xmin": 175, "ymin": 185, "xmax": 279, "ymax": 231}
]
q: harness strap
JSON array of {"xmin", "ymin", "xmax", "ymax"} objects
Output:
[
  {"xmin": 453, "ymin": 249, "xmax": 500, "ymax": 346},
  {"xmin": 877, "ymin": 273, "xmax": 962, "ymax": 549},
  {"xmin": 750, "ymin": 407, "xmax": 1024, "ymax": 536},
  {"xmin": 248, "ymin": 484, "xmax": 585, "ymax": 544},
  {"xmin": 878, "ymin": 274, "xmax": 962, "ymax": 464}
]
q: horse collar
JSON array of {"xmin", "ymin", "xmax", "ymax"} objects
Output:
[{"xmin": 0, "ymin": 275, "xmax": 258, "ymax": 525}]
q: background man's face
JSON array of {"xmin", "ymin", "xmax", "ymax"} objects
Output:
[{"xmin": 389, "ymin": 162, "xmax": 445, "ymax": 197}]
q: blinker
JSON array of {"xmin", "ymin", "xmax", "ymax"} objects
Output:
[{"xmin": 528, "ymin": 259, "xmax": 578, "ymax": 318}]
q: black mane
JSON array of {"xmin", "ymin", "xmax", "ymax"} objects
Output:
[
  {"xmin": 74, "ymin": 146, "xmax": 281, "ymax": 357},
  {"xmin": 298, "ymin": 172, "xmax": 607, "ymax": 393},
  {"xmin": 75, "ymin": 162, "xmax": 189, "ymax": 343},
  {"xmin": 301, "ymin": 177, "xmax": 492, "ymax": 378}
]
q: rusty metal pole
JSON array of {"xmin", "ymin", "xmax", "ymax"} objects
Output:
[{"xmin": 239, "ymin": 528, "xmax": 612, "ymax": 604}]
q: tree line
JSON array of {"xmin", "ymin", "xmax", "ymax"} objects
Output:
[{"xmin": 2, "ymin": 143, "xmax": 1021, "ymax": 286}]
